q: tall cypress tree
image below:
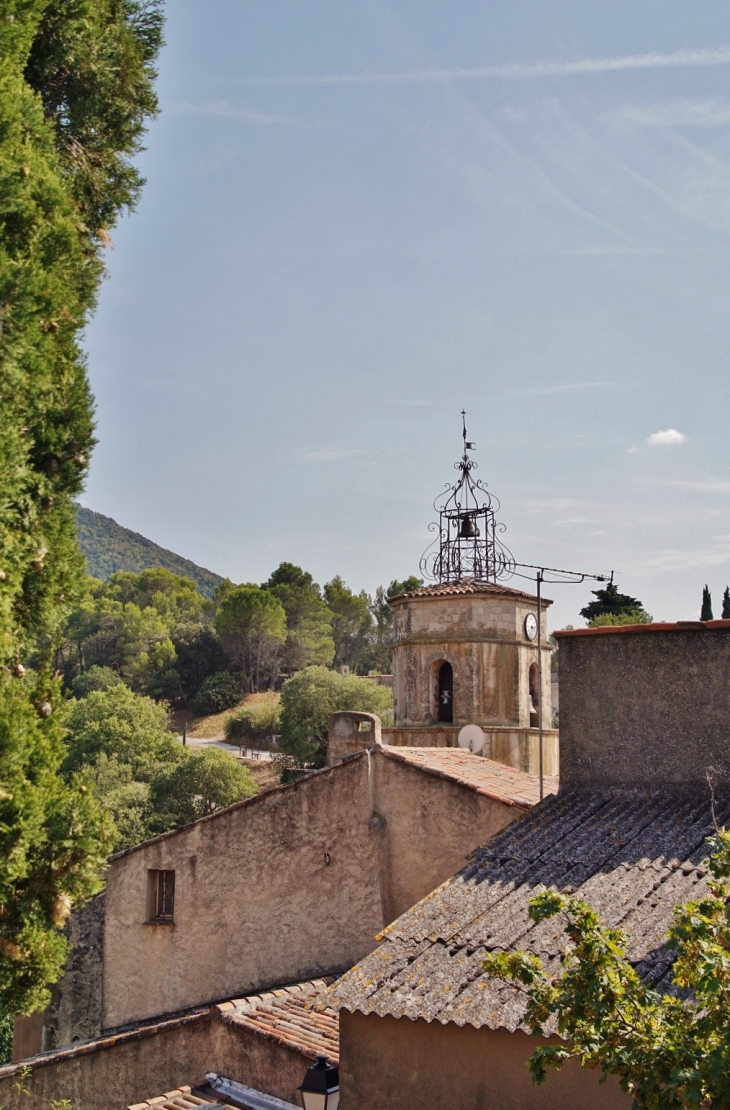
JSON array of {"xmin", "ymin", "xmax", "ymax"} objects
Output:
[
  {"xmin": 723, "ymin": 587, "xmax": 730, "ymax": 620},
  {"xmin": 701, "ymin": 585, "xmax": 714, "ymax": 622},
  {"xmin": 0, "ymin": 0, "xmax": 163, "ymax": 1015}
]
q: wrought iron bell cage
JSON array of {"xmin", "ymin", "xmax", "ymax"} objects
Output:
[{"xmin": 420, "ymin": 413, "xmax": 516, "ymax": 586}]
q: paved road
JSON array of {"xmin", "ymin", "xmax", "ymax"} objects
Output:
[{"xmin": 178, "ymin": 735, "xmax": 273, "ymax": 760}]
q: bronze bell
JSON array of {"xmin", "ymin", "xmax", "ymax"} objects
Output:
[{"xmin": 459, "ymin": 514, "xmax": 479, "ymax": 538}]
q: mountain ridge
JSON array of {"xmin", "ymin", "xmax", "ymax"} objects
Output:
[{"xmin": 75, "ymin": 506, "xmax": 224, "ymax": 598}]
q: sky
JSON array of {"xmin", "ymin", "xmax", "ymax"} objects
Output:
[{"xmin": 80, "ymin": 0, "xmax": 730, "ymax": 631}]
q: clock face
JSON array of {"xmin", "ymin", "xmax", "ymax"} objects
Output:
[{"xmin": 524, "ymin": 613, "xmax": 538, "ymax": 641}]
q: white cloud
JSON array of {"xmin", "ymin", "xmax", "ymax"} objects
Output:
[
  {"xmin": 240, "ymin": 45, "xmax": 730, "ymax": 87},
  {"xmin": 646, "ymin": 428, "xmax": 687, "ymax": 446}
]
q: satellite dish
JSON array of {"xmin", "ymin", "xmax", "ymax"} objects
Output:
[{"xmin": 458, "ymin": 724, "xmax": 486, "ymax": 754}]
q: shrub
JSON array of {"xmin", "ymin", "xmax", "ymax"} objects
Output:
[
  {"xmin": 225, "ymin": 694, "xmax": 281, "ymax": 743},
  {"xmin": 278, "ymin": 666, "xmax": 393, "ymax": 767},
  {"xmin": 71, "ymin": 665, "xmax": 124, "ymax": 698},
  {"xmin": 191, "ymin": 671, "xmax": 246, "ymax": 716},
  {"xmin": 149, "ymin": 748, "xmax": 257, "ymax": 828}
]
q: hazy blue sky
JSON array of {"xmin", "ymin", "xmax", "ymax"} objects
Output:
[{"xmin": 81, "ymin": 0, "xmax": 730, "ymax": 629}]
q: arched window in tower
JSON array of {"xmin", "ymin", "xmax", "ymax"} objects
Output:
[
  {"xmin": 528, "ymin": 662, "xmax": 539, "ymax": 728},
  {"xmin": 438, "ymin": 661, "xmax": 454, "ymax": 723}
]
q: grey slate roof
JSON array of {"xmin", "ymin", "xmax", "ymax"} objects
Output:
[{"xmin": 322, "ymin": 789, "xmax": 726, "ymax": 1031}]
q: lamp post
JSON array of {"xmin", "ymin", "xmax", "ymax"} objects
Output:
[{"xmin": 299, "ymin": 1054, "xmax": 340, "ymax": 1110}]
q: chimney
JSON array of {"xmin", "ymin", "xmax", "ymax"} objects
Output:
[
  {"xmin": 556, "ymin": 620, "xmax": 730, "ymax": 790},
  {"xmin": 326, "ymin": 711, "xmax": 382, "ymax": 765}
]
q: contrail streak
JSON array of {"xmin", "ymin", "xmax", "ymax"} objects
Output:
[{"xmin": 238, "ymin": 45, "xmax": 730, "ymax": 87}]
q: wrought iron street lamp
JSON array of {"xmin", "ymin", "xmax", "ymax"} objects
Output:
[{"xmin": 299, "ymin": 1054, "xmax": 340, "ymax": 1110}]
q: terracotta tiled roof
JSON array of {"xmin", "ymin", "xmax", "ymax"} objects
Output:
[
  {"xmin": 219, "ymin": 979, "xmax": 339, "ymax": 1063},
  {"xmin": 125, "ymin": 1085, "xmax": 222, "ymax": 1109},
  {"xmin": 381, "ymin": 747, "xmax": 557, "ymax": 809},
  {"xmin": 322, "ymin": 789, "xmax": 722, "ymax": 1032},
  {"xmin": 388, "ymin": 578, "xmax": 549, "ymax": 605}
]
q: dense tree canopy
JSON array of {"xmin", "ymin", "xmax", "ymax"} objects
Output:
[
  {"xmin": 265, "ymin": 563, "xmax": 334, "ymax": 672},
  {"xmin": 579, "ymin": 582, "xmax": 651, "ymax": 627},
  {"xmin": 323, "ymin": 576, "xmax": 373, "ymax": 672},
  {"xmin": 0, "ymin": 0, "xmax": 162, "ymax": 1013},
  {"xmin": 61, "ymin": 683, "xmax": 257, "ymax": 849},
  {"xmin": 215, "ymin": 586, "xmax": 287, "ymax": 692}
]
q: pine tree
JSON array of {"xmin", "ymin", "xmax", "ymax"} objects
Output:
[
  {"xmin": 701, "ymin": 585, "xmax": 714, "ymax": 621},
  {"xmin": 722, "ymin": 587, "xmax": 730, "ymax": 620},
  {"xmin": 0, "ymin": 0, "xmax": 162, "ymax": 1014}
]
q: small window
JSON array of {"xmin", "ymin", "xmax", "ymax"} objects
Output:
[
  {"xmin": 528, "ymin": 663, "xmax": 539, "ymax": 728},
  {"xmin": 147, "ymin": 869, "xmax": 175, "ymax": 923}
]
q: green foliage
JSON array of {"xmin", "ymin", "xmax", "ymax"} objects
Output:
[
  {"xmin": 55, "ymin": 569, "xmax": 212, "ymax": 701},
  {"xmin": 0, "ymin": 0, "xmax": 161, "ymax": 1014},
  {"xmin": 75, "ymin": 507, "xmax": 224, "ymax": 598},
  {"xmin": 24, "ymin": 0, "xmax": 164, "ymax": 233},
  {"xmin": 0, "ymin": 675, "xmax": 109, "ymax": 1015},
  {"xmin": 580, "ymin": 582, "xmax": 651, "ymax": 626},
  {"xmin": 225, "ymin": 694, "xmax": 281, "ymax": 743},
  {"xmin": 71, "ymin": 664, "xmax": 123, "ymax": 697},
  {"xmin": 367, "ymin": 577, "xmax": 423, "ymax": 673},
  {"xmin": 62, "ymin": 686, "xmax": 257, "ymax": 849},
  {"xmin": 323, "ymin": 577, "xmax": 373, "ymax": 673},
  {"xmin": 483, "ymin": 829, "xmax": 730, "ymax": 1109},
  {"xmin": 0, "ymin": 1011, "xmax": 12, "ymax": 1066},
  {"xmin": 723, "ymin": 587, "xmax": 730, "ymax": 620},
  {"xmin": 81, "ymin": 753, "xmax": 150, "ymax": 851},
  {"xmin": 701, "ymin": 584, "xmax": 713, "ymax": 622},
  {"xmin": 191, "ymin": 670, "xmax": 246, "ymax": 716},
  {"xmin": 172, "ymin": 624, "xmax": 229, "ymax": 702},
  {"xmin": 278, "ymin": 666, "xmax": 393, "ymax": 767},
  {"xmin": 587, "ymin": 611, "xmax": 651, "ymax": 628},
  {"xmin": 215, "ymin": 587, "xmax": 287, "ymax": 691},
  {"xmin": 61, "ymin": 683, "xmax": 182, "ymax": 779},
  {"xmin": 149, "ymin": 747, "xmax": 257, "ymax": 829},
  {"xmin": 264, "ymin": 563, "xmax": 334, "ymax": 672}
]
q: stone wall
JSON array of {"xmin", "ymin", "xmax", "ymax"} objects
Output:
[
  {"xmin": 43, "ymin": 893, "xmax": 106, "ymax": 1050},
  {"xmin": 0, "ymin": 1006, "xmax": 310, "ymax": 1110},
  {"xmin": 96, "ymin": 748, "xmax": 523, "ymax": 1030},
  {"xmin": 338, "ymin": 1010, "xmax": 628, "ymax": 1110},
  {"xmin": 557, "ymin": 621, "xmax": 730, "ymax": 789},
  {"xmin": 390, "ymin": 591, "xmax": 551, "ymax": 730}
]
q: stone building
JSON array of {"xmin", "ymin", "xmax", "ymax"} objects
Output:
[
  {"xmin": 322, "ymin": 619, "xmax": 730, "ymax": 1110},
  {"xmin": 383, "ymin": 418, "xmax": 557, "ymax": 775},
  {"xmin": 19, "ymin": 713, "xmax": 550, "ymax": 1068},
  {"xmin": 386, "ymin": 579, "xmax": 557, "ymax": 775}
]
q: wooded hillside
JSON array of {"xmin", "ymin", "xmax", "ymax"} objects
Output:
[{"xmin": 75, "ymin": 507, "xmax": 224, "ymax": 598}]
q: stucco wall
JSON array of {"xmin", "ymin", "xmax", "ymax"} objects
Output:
[
  {"xmin": 0, "ymin": 1009, "xmax": 310, "ymax": 1110},
  {"xmin": 391, "ymin": 593, "xmax": 551, "ymax": 732},
  {"xmin": 370, "ymin": 753, "xmax": 520, "ymax": 922},
  {"xmin": 99, "ymin": 750, "xmax": 523, "ymax": 1030},
  {"xmin": 557, "ymin": 623, "xmax": 730, "ymax": 788},
  {"xmin": 338, "ymin": 1010, "xmax": 628, "ymax": 1110}
]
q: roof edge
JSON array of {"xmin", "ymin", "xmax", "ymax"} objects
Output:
[{"xmin": 555, "ymin": 619, "xmax": 730, "ymax": 638}]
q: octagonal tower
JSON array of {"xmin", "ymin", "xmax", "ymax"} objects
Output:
[{"xmin": 384, "ymin": 416, "xmax": 557, "ymax": 776}]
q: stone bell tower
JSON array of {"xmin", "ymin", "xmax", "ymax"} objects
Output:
[{"xmin": 385, "ymin": 416, "xmax": 557, "ymax": 777}]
